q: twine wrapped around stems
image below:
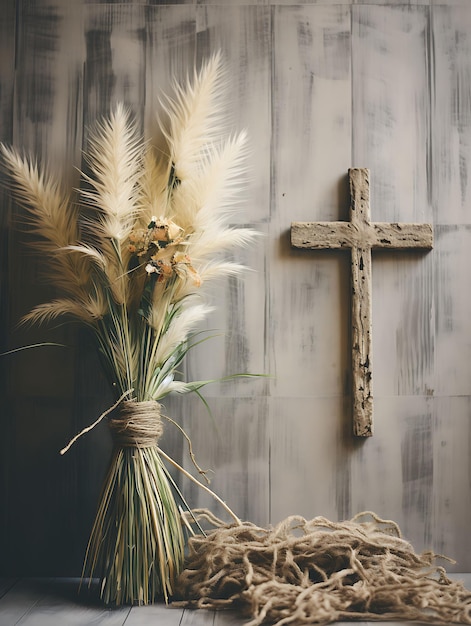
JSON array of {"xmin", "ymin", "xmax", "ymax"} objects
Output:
[
  {"xmin": 82, "ymin": 398, "xmax": 185, "ymax": 605},
  {"xmin": 108, "ymin": 400, "xmax": 163, "ymax": 448}
]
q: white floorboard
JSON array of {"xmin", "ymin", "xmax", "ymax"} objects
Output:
[{"xmin": 0, "ymin": 575, "xmax": 470, "ymax": 626}]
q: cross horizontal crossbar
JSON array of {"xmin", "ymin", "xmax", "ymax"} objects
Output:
[{"xmin": 291, "ymin": 222, "xmax": 433, "ymax": 250}]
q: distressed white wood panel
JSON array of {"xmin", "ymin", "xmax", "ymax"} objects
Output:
[
  {"xmin": 350, "ymin": 393, "xmax": 471, "ymax": 573},
  {"xmin": 181, "ymin": 396, "xmax": 270, "ymax": 527},
  {"xmin": 372, "ymin": 251, "xmax": 434, "ymax": 396},
  {"xmin": 352, "ymin": 5, "xmax": 431, "ymax": 223},
  {"xmin": 270, "ymin": 5, "xmax": 352, "ymax": 399},
  {"xmin": 271, "ymin": 0, "xmax": 430, "ymax": 5},
  {"xmin": 196, "ymin": 0, "xmax": 266, "ymax": 6},
  {"xmin": 353, "ymin": 0, "xmax": 430, "ymax": 4},
  {"xmin": 269, "ymin": 248, "xmax": 350, "ymax": 399},
  {"xmin": 269, "ymin": 396, "xmax": 348, "ymax": 524},
  {"xmin": 433, "ymin": 225, "xmax": 471, "ymax": 396},
  {"xmin": 83, "ymin": 4, "xmax": 147, "ymax": 124},
  {"xmin": 432, "ymin": 5, "xmax": 471, "ymax": 224},
  {"xmin": 431, "ymin": 0, "xmax": 471, "ymax": 7},
  {"xmin": 398, "ymin": 405, "xmax": 434, "ymax": 550},
  {"xmin": 185, "ymin": 233, "xmax": 269, "ymax": 397},
  {"xmin": 349, "ymin": 5, "xmax": 452, "ymax": 571},
  {"xmin": 350, "ymin": 396, "xmax": 435, "ymax": 555},
  {"xmin": 144, "ymin": 5, "xmax": 197, "ymax": 137},
  {"xmin": 273, "ymin": 6, "xmax": 352, "ymax": 222},
  {"xmin": 432, "ymin": 396, "xmax": 471, "ymax": 572}
]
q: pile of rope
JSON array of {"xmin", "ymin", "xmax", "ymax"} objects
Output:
[{"xmin": 176, "ymin": 511, "xmax": 471, "ymax": 625}]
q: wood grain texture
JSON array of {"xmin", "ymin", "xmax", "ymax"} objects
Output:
[
  {"xmin": 270, "ymin": 4, "xmax": 351, "ymax": 411},
  {"xmin": 124, "ymin": 603, "xmax": 184, "ymax": 626},
  {"xmin": 144, "ymin": 4, "xmax": 197, "ymax": 133},
  {"xmin": 432, "ymin": 5, "xmax": 471, "ymax": 224},
  {"xmin": 352, "ymin": 5, "xmax": 431, "ymax": 223},
  {"xmin": 2, "ymin": 0, "xmax": 471, "ymax": 581},
  {"xmin": 0, "ymin": 579, "xmax": 55, "ymax": 625},
  {"xmin": 4, "ymin": 575, "xmax": 471, "ymax": 625},
  {"xmin": 9, "ymin": 580, "xmax": 131, "ymax": 626},
  {"xmin": 269, "ymin": 396, "xmax": 347, "ymax": 523},
  {"xmin": 180, "ymin": 395, "xmax": 270, "ymax": 527},
  {"xmin": 433, "ymin": 225, "xmax": 471, "ymax": 396},
  {"xmin": 195, "ymin": 4, "xmax": 271, "ymax": 225}
]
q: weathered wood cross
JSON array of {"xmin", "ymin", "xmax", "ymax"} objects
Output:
[{"xmin": 291, "ymin": 168, "xmax": 433, "ymax": 437}]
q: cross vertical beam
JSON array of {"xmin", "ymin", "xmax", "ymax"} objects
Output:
[
  {"xmin": 349, "ymin": 169, "xmax": 373, "ymax": 436},
  {"xmin": 291, "ymin": 168, "xmax": 433, "ymax": 437}
]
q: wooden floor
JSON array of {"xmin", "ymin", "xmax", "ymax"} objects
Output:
[{"xmin": 1, "ymin": 575, "xmax": 470, "ymax": 626}]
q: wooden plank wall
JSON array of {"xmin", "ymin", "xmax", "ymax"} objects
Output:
[{"xmin": 1, "ymin": 0, "xmax": 471, "ymax": 576}]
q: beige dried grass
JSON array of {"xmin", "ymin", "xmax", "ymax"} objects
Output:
[{"xmin": 2, "ymin": 52, "xmax": 258, "ymax": 605}]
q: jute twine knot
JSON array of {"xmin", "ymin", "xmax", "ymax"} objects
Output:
[{"xmin": 108, "ymin": 400, "xmax": 163, "ymax": 448}]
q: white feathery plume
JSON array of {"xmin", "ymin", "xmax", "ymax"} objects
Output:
[
  {"xmin": 2, "ymin": 56, "xmax": 256, "ymax": 373},
  {"xmin": 0, "ymin": 144, "xmax": 97, "ymax": 304},
  {"xmin": 170, "ymin": 131, "xmax": 249, "ymax": 234},
  {"xmin": 80, "ymin": 104, "xmax": 145, "ymax": 305},
  {"xmin": 193, "ymin": 131, "xmax": 250, "ymax": 218},
  {"xmin": 188, "ymin": 227, "xmax": 258, "ymax": 266},
  {"xmin": 160, "ymin": 52, "xmax": 227, "ymax": 181},
  {"xmin": 21, "ymin": 298, "xmax": 97, "ymax": 326},
  {"xmin": 198, "ymin": 261, "xmax": 251, "ymax": 281},
  {"xmin": 81, "ymin": 103, "xmax": 144, "ymax": 242},
  {"xmin": 64, "ymin": 244, "xmax": 108, "ymax": 271},
  {"xmin": 152, "ymin": 302, "xmax": 213, "ymax": 365},
  {"xmin": 0, "ymin": 144, "xmax": 77, "ymax": 248}
]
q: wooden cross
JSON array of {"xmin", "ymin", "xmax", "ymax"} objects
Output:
[{"xmin": 291, "ymin": 168, "xmax": 433, "ymax": 437}]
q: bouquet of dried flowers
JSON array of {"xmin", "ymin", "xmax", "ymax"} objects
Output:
[{"xmin": 1, "ymin": 53, "xmax": 257, "ymax": 605}]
